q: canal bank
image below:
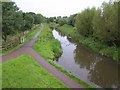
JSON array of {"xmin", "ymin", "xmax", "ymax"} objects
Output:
[
  {"xmin": 52, "ymin": 29, "xmax": 118, "ymax": 88},
  {"xmin": 57, "ymin": 24, "xmax": 119, "ymax": 62},
  {"xmin": 34, "ymin": 24, "xmax": 94, "ymax": 88}
]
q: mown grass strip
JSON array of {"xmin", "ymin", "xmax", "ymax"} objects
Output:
[{"xmin": 2, "ymin": 55, "xmax": 66, "ymax": 88}]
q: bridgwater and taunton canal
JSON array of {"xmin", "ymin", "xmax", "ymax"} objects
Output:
[{"xmin": 52, "ymin": 29, "xmax": 118, "ymax": 88}]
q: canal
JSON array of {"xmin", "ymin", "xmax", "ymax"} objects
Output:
[{"xmin": 52, "ymin": 29, "xmax": 118, "ymax": 88}]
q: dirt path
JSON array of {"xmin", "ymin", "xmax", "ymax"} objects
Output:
[{"xmin": 1, "ymin": 24, "xmax": 83, "ymax": 88}]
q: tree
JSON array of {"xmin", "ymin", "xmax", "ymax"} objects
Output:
[
  {"xmin": 92, "ymin": 8, "xmax": 105, "ymax": 41},
  {"xmin": 75, "ymin": 8, "xmax": 96, "ymax": 37},
  {"xmin": 14, "ymin": 11, "xmax": 24, "ymax": 33},
  {"xmin": 49, "ymin": 17, "xmax": 54, "ymax": 22},
  {"xmin": 102, "ymin": 2, "xmax": 119, "ymax": 46},
  {"xmin": 67, "ymin": 14, "xmax": 77, "ymax": 26},
  {"xmin": 37, "ymin": 14, "xmax": 45, "ymax": 23},
  {"xmin": 2, "ymin": 2, "xmax": 19, "ymax": 41},
  {"xmin": 58, "ymin": 18, "xmax": 67, "ymax": 26},
  {"xmin": 22, "ymin": 12, "xmax": 34, "ymax": 31},
  {"xmin": 93, "ymin": 2, "xmax": 120, "ymax": 46}
]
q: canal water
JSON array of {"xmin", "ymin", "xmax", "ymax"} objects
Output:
[{"xmin": 52, "ymin": 29, "xmax": 118, "ymax": 88}]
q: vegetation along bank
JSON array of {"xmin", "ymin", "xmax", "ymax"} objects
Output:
[
  {"xmin": 48, "ymin": 1, "xmax": 120, "ymax": 62},
  {"xmin": 57, "ymin": 24, "xmax": 119, "ymax": 62}
]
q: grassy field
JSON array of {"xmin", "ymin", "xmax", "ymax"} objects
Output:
[
  {"xmin": 2, "ymin": 55, "xmax": 66, "ymax": 88},
  {"xmin": 57, "ymin": 24, "xmax": 119, "ymax": 62},
  {"xmin": 1, "ymin": 24, "xmax": 41, "ymax": 56}
]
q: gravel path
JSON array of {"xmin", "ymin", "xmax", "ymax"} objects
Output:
[{"xmin": 1, "ymin": 24, "xmax": 83, "ymax": 88}]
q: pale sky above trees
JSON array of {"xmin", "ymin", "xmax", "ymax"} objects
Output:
[{"xmin": 13, "ymin": 0, "xmax": 109, "ymax": 17}]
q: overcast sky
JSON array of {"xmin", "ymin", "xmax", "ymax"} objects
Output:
[{"xmin": 12, "ymin": 0, "xmax": 109, "ymax": 17}]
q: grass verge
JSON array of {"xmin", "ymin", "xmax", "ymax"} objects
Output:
[
  {"xmin": 2, "ymin": 55, "xmax": 66, "ymax": 88},
  {"xmin": 34, "ymin": 24, "xmax": 62, "ymax": 60},
  {"xmin": 57, "ymin": 24, "xmax": 119, "ymax": 62},
  {"xmin": 34, "ymin": 24, "xmax": 95, "ymax": 89}
]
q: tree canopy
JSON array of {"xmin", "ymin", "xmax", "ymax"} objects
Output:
[
  {"xmin": 2, "ymin": 2, "xmax": 44, "ymax": 42},
  {"xmin": 75, "ymin": 1, "xmax": 119, "ymax": 46}
]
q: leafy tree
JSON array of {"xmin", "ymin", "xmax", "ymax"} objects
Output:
[
  {"xmin": 75, "ymin": 1, "xmax": 120, "ymax": 46},
  {"xmin": 37, "ymin": 14, "xmax": 45, "ymax": 23},
  {"xmin": 67, "ymin": 14, "xmax": 77, "ymax": 26},
  {"xmin": 75, "ymin": 8, "xmax": 96, "ymax": 37},
  {"xmin": 22, "ymin": 12, "xmax": 34, "ymax": 31},
  {"xmin": 49, "ymin": 17, "xmax": 54, "ymax": 22},
  {"xmin": 58, "ymin": 18, "xmax": 67, "ymax": 26},
  {"xmin": 92, "ymin": 2, "xmax": 119, "ymax": 46},
  {"xmin": 92, "ymin": 8, "xmax": 105, "ymax": 41},
  {"xmin": 2, "ymin": 2, "xmax": 19, "ymax": 41},
  {"xmin": 101, "ymin": 2, "xmax": 119, "ymax": 46},
  {"xmin": 14, "ymin": 11, "xmax": 24, "ymax": 33}
]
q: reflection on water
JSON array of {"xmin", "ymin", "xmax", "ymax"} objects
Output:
[
  {"xmin": 52, "ymin": 29, "xmax": 118, "ymax": 88},
  {"xmin": 74, "ymin": 45, "xmax": 118, "ymax": 88}
]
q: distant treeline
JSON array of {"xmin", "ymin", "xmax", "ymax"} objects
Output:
[{"xmin": 48, "ymin": 1, "xmax": 120, "ymax": 47}]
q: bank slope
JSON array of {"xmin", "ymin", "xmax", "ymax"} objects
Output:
[{"xmin": 2, "ymin": 55, "xmax": 66, "ymax": 88}]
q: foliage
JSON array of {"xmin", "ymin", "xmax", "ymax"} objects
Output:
[
  {"xmin": 67, "ymin": 14, "xmax": 77, "ymax": 26},
  {"xmin": 48, "ymin": 17, "xmax": 54, "ymax": 22},
  {"xmin": 75, "ymin": 1, "xmax": 119, "ymax": 47},
  {"xmin": 22, "ymin": 12, "xmax": 34, "ymax": 31},
  {"xmin": 27, "ymin": 12, "xmax": 44, "ymax": 24},
  {"xmin": 57, "ymin": 24, "xmax": 80, "ymax": 39},
  {"xmin": 2, "ymin": 2, "xmax": 20, "ymax": 41},
  {"xmin": 100, "ymin": 2, "xmax": 119, "ymax": 46},
  {"xmin": 75, "ymin": 8, "xmax": 96, "ymax": 37},
  {"xmin": 57, "ymin": 18, "xmax": 67, "ymax": 26},
  {"xmin": 2, "ymin": 2, "xmax": 45, "ymax": 52},
  {"xmin": 1, "ymin": 24, "xmax": 41, "ymax": 56},
  {"xmin": 57, "ymin": 24, "xmax": 119, "ymax": 61},
  {"xmin": 2, "ymin": 55, "xmax": 66, "ymax": 88}
]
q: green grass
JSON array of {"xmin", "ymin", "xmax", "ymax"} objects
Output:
[
  {"xmin": 2, "ymin": 55, "xmax": 66, "ymax": 88},
  {"xmin": 57, "ymin": 24, "xmax": 119, "ymax": 62},
  {"xmin": 34, "ymin": 24, "xmax": 95, "ymax": 89},
  {"xmin": 34, "ymin": 24, "xmax": 62, "ymax": 61},
  {"xmin": 57, "ymin": 24, "xmax": 80, "ymax": 40},
  {"xmin": 1, "ymin": 24, "xmax": 41, "ymax": 56}
]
